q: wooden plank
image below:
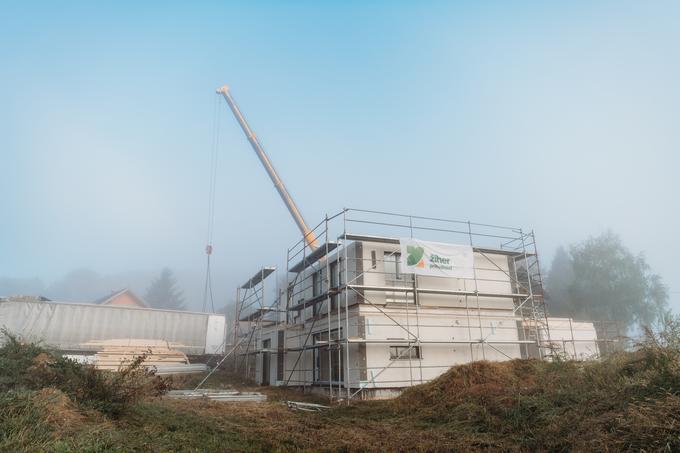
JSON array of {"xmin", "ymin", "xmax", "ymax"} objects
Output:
[{"xmin": 93, "ymin": 343, "xmax": 190, "ymax": 370}]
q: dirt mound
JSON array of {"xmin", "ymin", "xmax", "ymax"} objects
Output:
[
  {"xmin": 388, "ymin": 337, "xmax": 680, "ymax": 451},
  {"xmin": 31, "ymin": 388, "xmax": 86, "ymax": 429},
  {"xmin": 395, "ymin": 359, "xmax": 541, "ymax": 412}
]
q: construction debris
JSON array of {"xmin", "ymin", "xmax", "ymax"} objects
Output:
[
  {"xmin": 153, "ymin": 364, "xmax": 209, "ymax": 375},
  {"xmin": 285, "ymin": 401, "xmax": 330, "ymax": 412},
  {"xmin": 166, "ymin": 390, "xmax": 267, "ymax": 402}
]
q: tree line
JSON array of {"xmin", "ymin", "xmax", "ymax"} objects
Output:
[{"xmin": 545, "ymin": 231, "xmax": 669, "ymax": 331}]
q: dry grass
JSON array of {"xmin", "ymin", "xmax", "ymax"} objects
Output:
[{"xmin": 1, "ymin": 321, "xmax": 680, "ymax": 452}]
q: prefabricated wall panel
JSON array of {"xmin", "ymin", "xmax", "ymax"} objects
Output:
[
  {"xmin": 359, "ymin": 242, "xmax": 516, "ymax": 310},
  {"xmin": 204, "ymin": 315, "xmax": 228, "ymax": 354},
  {"xmin": 291, "ymin": 242, "xmax": 363, "ymax": 321},
  {"xmin": 0, "ymin": 300, "xmax": 226, "ymax": 355},
  {"xmin": 547, "ymin": 317, "xmax": 600, "ymax": 359},
  {"xmin": 247, "ymin": 311, "xmax": 360, "ymax": 387},
  {"xmin": 359, "ymin": 306, "xmax": 522, "ymax": 388},
  {"xmin": 356, "ymin": 243, "xmax": 522, "ymax": 387}
]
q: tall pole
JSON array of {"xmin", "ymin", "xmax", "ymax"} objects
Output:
[{"xmin": 217, "ymin": 85, "xmax": 318, "ymax": 250}]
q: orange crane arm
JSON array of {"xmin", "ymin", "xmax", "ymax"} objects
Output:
[{"xmin": 217, "ymin": 85, "xmax": 318, "ymax": 250}]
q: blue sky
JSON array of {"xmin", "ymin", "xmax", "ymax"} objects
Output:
[{"xmin": 1, "ymin": 1, "xmax": 678, "ymax": 312}]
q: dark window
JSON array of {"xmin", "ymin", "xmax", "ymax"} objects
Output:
[
  {"xmin": 313, "ymin": 329, "xmax": 343, "ymax": 382},
  {"xmin": 330, "ymin": 261, "xmax": 338, "ymax": 287},
  {"xmin": 384, "ymin": 251, "xmax": 414, "ymax": 303},
  {"xmin": 312, "ymin": 270, "xmax": 323, "ymax": 297},
  {"xmin": 261, "ymin": 339, "xmax": 271, "ymax": 385},
  {"xmin": 330, "ymin": 261, "xmax": 339, "ymax": 312},
  {"xmin": 338, "ymin": 258, "xmax": 345, "ymax": 285},
  {"xmin": 389, "ymin": 345, "xmax": 421, "ymax": 360},
  {"xmin": 276, "ymin": 330, "xmax": 285, "ymax": 381},
  {"xmin": 384, "ymin": 252, "xmax": 403, "ymax": 280}
]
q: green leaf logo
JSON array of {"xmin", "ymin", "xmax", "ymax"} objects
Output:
[{"xmin": 406, "ymin": 246, "xmax": 425, "ymax": 267}]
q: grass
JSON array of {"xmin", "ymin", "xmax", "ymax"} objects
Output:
[{"xmin": 1, "ymin": 320, "xmax": 679, "ymax": 452}]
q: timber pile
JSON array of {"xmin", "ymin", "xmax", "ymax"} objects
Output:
[{"xmin": 85, "ymin": 339, "xmax": 190, "ymax": 371}]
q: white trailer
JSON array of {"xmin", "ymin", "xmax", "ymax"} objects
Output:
[{"xmin": 0, "ymin": 299, "xmax": 226, "ymax": 355}]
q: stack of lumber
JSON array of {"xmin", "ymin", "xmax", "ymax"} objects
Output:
[{"xmin": 84, "ymin": 339, "xmax": 190, "ymax": 371}]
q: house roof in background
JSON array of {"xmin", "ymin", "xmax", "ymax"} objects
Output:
[{"xmin": 92, "ymin": 288, "xmax": 148, "ymax": 308}]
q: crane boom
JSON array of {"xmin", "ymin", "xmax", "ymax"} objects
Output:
[{"xmin": 216, "ymin": 85, "xmax": 318, "ymax": 250}]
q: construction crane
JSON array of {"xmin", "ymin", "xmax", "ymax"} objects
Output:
[{"xmin": 216, "ymin": 85, "xmax": 319, "ymax": 250}]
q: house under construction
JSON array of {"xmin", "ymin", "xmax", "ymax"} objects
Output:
[
  {"xmin": 232, "ymin": 208, "xmax": 602, "ymax": 400},
  {"xmin": 213, "ymin": 86, "xmax": 607, "ymax": 400}
]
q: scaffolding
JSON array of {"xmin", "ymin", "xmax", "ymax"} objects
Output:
[
  {"xmin": 235, "ymin": 208, "xmax": 562, "ymax": 401},
  {"xmin": 233, "ymin": 266, "xmax": 280, "ymax": 381}
]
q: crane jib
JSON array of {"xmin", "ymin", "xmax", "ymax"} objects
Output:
[{"xmin": 216, "ymin": 85, "xmax": 319, "ymax": 250}]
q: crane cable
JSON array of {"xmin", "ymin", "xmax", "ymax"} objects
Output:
[{"xmin": 202, "ymin": 95, "xmax": 221, "ymax": 313}]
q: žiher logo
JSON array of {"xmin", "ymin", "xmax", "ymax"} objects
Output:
[
  {"xmin": 406, "ymin": 245, "xmax": 426, "ymax": 268},
  {"xmin": 400, "ymin": 238, "xmax": 472, "ymax": 278}
]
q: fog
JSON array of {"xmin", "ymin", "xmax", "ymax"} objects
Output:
[{"xmin": 1, "ymin": 2, "xmax": 678, "ymax": 314}]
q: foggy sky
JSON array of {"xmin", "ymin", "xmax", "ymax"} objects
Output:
[{"xmin": 1, "ymin": 1, "xmax": 678, "ymax": 313}]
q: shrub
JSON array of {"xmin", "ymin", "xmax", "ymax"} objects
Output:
[{"xmin": 0, "ymin": 331, "xmax": 169, "ymax": 418}]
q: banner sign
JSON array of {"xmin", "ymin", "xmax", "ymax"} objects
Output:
[{"xmin": 399, "ymin": 238, "xmax": 474, "ymax": 279}]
